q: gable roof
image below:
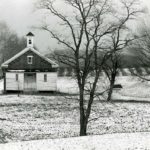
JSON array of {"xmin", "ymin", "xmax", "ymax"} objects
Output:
[
  {"xmin": 26, "ymin": 32, "xmax": 34, "ymax": 36},
  {"xmin": 1, "ymin": 47, "xmax": 58, "ymax": 68}
]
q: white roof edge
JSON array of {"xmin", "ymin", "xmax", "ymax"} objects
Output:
[
  {"xmin": 1, "ymin": 47, "xmax": 59, "ymax": 68},
  {"xmin": 1, "ymin": 64, "xmax": 8, "ymax": 68}
]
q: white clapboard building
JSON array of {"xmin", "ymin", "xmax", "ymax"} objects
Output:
[{"xmin": 1, "ymin": 32, "xmax": 58, "ymax": 93}]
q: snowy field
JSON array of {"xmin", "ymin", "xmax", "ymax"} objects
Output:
[
  {"xmin": 1, "ymin": 132, "xmax": 150, "ymax": 150},
  {"xmin": 57, "ymin": 76, "xmax": 150, "ymax": 101},
  {"xmin": 0, "ymin": 76, "xmax": 150, "ymax": 149},
  {"xmin": 0, "ymin": 94, "xmax": 150, "ymax": 143},
  {"xmin": 0, "ymin": 76, "xmax": 150, "ymax": 100}
]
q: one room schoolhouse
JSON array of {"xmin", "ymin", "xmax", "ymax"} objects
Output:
[{"xmin": 1, "ymin": 32, "xmax": 59, "ymax": 93}]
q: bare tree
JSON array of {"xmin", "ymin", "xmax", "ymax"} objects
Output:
[
  {"xmin": 36, "ymin": 0, "xmax": 142, "ymax": 136},
  {"xmin": 103, "ymin": 15, "xmax": 140, "ymax": 102},
  {"xmin": 0, "ymin": 21, "xmax": 26, "ymax": 63},
  {"xmin": 103, "ymin": 52, "xmax": 121, "ymax": 101}
]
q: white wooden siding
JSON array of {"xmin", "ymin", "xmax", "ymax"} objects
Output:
[
  {"xmin": 6, "ymin": 72, "xmax": 24, "ymax": 90},
  {"xmin": 36, "ymin": 72, "xmax": 57, "ymax": 91}
]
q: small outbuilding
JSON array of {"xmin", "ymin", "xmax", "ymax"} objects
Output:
[{"xmin": 1, "ymin": 32, "xmax": 59, "ymax": 93}]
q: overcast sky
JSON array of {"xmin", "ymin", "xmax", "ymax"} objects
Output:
[{"xmin": 0, "ymin": 0, "xmax": 149, "ymax": 54}]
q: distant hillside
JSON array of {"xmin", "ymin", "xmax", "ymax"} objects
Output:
[
  {"xmin": 120, "ymin": 54, "xmax": 142, "ymax": 68},
  {"xmin": 47, "ymin": 52, "xmax": 144, "ymax": 68}
]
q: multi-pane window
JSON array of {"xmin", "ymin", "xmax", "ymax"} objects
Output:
[
  {"xmin": 27, "ymin": 56, "xmax": 33, "ymax": 64},
  {"xmin": 16, "ymin": 74, "xmax": 18, "ymax": 81},
  {"xmin": 44, "ymin": 74, "xmax": 47, "ymax": 82}
]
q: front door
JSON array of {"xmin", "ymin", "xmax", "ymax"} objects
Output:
[{"xmin": 24, "ymin": 73, "xmax": 36, "ymax": 91}]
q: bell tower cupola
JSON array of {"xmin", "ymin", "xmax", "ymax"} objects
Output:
[{"xmin": 26, "ymin": 32, "xmax": 34, "ymax": 48}]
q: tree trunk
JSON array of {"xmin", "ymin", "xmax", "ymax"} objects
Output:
[
  {"xmin": 107, "ymin": 74, "xmax": 116, "ymax": 101},
  {"xmin": 107, "ymin": 84, "xmax": 113, "ymax": 101},
  {"xmin": 80, "ymin": 116, "xmax": 87, "ymax": 136},
  {"xmin": 79, "ymin": 85, "xmax": 88, "ymax": 136},
  {"xmin": 3, "ymin": 71, "xmax": 6, "ymax": 94}
]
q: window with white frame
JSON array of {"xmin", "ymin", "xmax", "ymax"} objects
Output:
[
  {"xmin": 27, "ymin": 56, "xmax": 33, "ymax": 64},
  {"xmin": 44, "ymin": 74, "xmax": 47, "ymax": 82}
]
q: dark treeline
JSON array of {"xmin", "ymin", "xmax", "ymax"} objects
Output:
[
  {"xmin": 0, "ymin": 21, "xmax": 26, "ymax": 64},
  {"xmin": 0, "ymin": 21, "xmax": 26, "ymax": 78}
]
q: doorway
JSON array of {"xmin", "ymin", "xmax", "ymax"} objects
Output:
[{"xmin": 24, "ymin": 73, "xmax": 36, "ymax": 92}]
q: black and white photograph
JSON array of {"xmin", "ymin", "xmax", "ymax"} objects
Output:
[{"xmin": 0, "ymin": 0, "xmax": 150, "ymax": 149}]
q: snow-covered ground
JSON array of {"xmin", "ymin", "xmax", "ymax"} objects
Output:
[
  {"xmin": 0, "ymin": 76, "xmax": 150, "ymax": 100},
  {"xmin": 0, "ymin": 76, "xmax": 150, "ymax": 147},
  {"xmin": 1, "ymin": 132, "xmax": 150, "ymax": 150},
  {"xmin": 57, "ymin": 76, "xmax": 150, "ymax": 101},
  {"xmin": 114, "ymin": 76, "xmax": 150, "ymax": 99},
  {"xmin": 0, "ymin": 95, "xmax": 150, "ymax": 143}
]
